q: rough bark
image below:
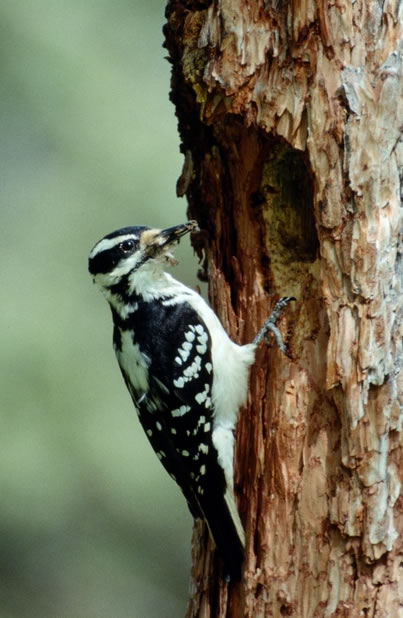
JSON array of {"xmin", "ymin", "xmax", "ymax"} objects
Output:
[{"xmin": 164, "ymin": 1, "xmax": 403, "ymax": 616}]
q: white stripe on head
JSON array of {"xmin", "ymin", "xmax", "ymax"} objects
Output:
[{"xmin": 89, "ymin": 234, "xmax": 139, "ymax": 260}]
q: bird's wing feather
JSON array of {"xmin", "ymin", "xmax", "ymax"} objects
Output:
[{"xmin": 119, "ymin": 298, "xmax": 244, "ymax": 578}]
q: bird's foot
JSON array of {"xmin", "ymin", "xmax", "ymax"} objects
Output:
[{"xmin": 253, "ymin": 296, "xmax": 295, "ymax": 356}]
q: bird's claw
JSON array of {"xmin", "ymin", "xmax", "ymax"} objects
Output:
[{"xmin": 253, "ymin": 296, "xmax": 295, "ymax": 355}]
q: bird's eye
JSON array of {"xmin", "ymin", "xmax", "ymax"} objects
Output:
[{"xmin": 120, "ymin": 239, "xmax": 135, "ymax": 253}]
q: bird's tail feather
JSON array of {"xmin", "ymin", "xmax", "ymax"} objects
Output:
[{"xmin": 199, "ymin": 486, "xmax": 245, "ymax": 581}]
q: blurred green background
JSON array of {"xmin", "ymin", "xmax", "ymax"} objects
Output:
[{"xmin": 1, "ymin": 2, "xmax": 198, "ymax": 616}]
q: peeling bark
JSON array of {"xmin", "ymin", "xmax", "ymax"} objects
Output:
[{"xmin": 164, "ymin": 1, "xmax": 403, "ymax": 616}]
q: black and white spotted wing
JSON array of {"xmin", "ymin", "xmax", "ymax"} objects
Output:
[{"xmin": 114, "ymin": 297, "xmax": 226, "ymax": 519}]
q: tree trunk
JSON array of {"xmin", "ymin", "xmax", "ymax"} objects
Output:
[{"xmin": 164, "ymin": 1, "xmax": 403, "ymax": 616}]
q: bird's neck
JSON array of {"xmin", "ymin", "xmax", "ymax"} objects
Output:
[
  {"xmin": 104, "ymin": 268, "xmax": 182, "ymax": 319},
  {"xmin": 128, "ymin": 266, "xmax": 173, "ymax": 300}
]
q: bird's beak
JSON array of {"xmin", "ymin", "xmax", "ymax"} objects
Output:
[
  {"xmin": 143, "ymin": 220, "xmax": 199, "ymax": 265},
  {"xmin": 155, "ymin": 220, "xmax": 199, "ymax": 247}
]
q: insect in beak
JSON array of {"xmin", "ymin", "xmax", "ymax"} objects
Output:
[{"xmin": 146, "ymin": 220, "xmax": 199, "ymax": 264}]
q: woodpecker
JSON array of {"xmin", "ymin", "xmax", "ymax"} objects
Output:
[{"xmin": 88, "ymin": 220, "xmax": 293, "ymax": 581}]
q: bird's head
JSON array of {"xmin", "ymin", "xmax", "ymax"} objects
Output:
[{"xmin": 88, "ymin": 221, "xmax": 199, "ymax": 293}]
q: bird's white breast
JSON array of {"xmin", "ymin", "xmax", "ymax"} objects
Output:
[{"xmin": 115, "ymin": 330, "xmax": 150, "ymax": 394}]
